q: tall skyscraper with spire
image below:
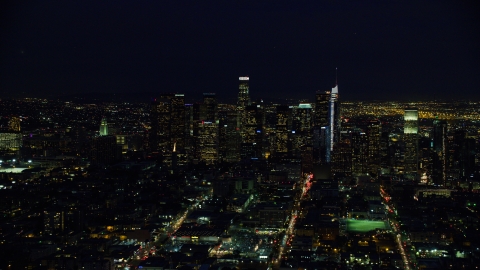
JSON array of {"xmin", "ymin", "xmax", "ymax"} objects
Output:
[
  {"xmin": 326, "ymin": 70, "xmax": 340, "ymax": 163},
  {"xmin": 314, "ymin": 70, "xmax": 341, "ymax": 164}
]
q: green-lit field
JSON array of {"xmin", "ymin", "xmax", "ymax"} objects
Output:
[{"xmin": 346, "ymin": 219, "xmax": 389, "ymax": 233}]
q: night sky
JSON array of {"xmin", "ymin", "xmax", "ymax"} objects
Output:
[{"xmin": 1, "ymin": 1, "xmax": 479, "ymax": 102}]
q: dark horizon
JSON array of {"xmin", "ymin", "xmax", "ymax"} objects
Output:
[{"xmin": 1, "ymin": 1, "xmax": 480, "ymax": 102}]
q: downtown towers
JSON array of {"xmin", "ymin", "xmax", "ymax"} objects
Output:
[{"xmin": 149, "ymin": 76, "xmax": 341, "ymax": 173}]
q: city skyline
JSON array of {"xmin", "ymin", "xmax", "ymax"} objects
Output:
[
  {"xmin": 1, "ymin": 92, "xmax": 480, "ymax": 269},
  {"xmin": 1, "ymin": 1, "xmax": 480, "ymax": 102}
]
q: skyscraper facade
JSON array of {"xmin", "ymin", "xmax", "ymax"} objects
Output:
[
  {"xmin": 150, "ymin": 93, "xmax": 185, "ymax": 156},
  {"xmin": 313, "ymin": 91, "xmax": 330, "ymax": 164},
  {"xmin": 274, "ymin": 105, "xmax": 290, "ymax": 157},
  {"xmin": 292, "ymin": 103, "xmax": 313, "ymax": 157},
  {"xmin": 327, "ymin": 84, "xmax": 340, "ymax": 163},
  {"xmin": 367, "ymin": 119, "xmax": 382, "ymax": 178},
  {"xmin": 201, "ymin": 93, "xmax": 217, "ymax": 123},
  {"xmin": 432, "ymin": 118, "xmax": 447, "ymax": 186},
  {"xmin": 150, "ymin": 97, "xmax": 171, "ymax": 154},
  {"xmin": 404, "ymin": 108, "xmax": 419, "ymax": 177},
  {"xmin": 242, "ymin": 103, "xmax": 264, "ymax": 158},
  {"xmin": 168, "ymin": 94, "xmax": 186, "ymax": 153},
  {"xmin": 218, "ymin": 110, "xmax": 240, "ymax": 162},
  {"xmin": 332, "ymin": 140, "xmax": 352, "ymax": 176},
  {"xmin": 351, "ymin": 130, "xmax": 368, "ymax": 175},
  {"xmin": 194, "ymin": 120, "xmax": 218, "ymax": 165},
  {"xmin": 237, "ymin": 77, "xmax": 251, "ymax": 141}
]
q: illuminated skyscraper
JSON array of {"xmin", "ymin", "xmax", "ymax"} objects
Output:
[
  {"xmin": 327, "ymin": 82, "xmax": 340, "ymax": 163},
  {"xmin": 274, "ymin": 105, "xmax": 290, "ymax": 157},
  {"xmin": 237, "ymin": 77, "xmax": 250, "ymax": 110},
  {"xmin": 404, "ymin": 108, "xmax": 419, "ymax": 177},
  {"xmin": 218, "ymin": 110, "xmax": 240, "ymax": 162},
  {"xmin": 99, "ymin": 117, "xmax": 108, "ymax": 136},
  {"xmin": 237, "ymin": 76, "xmax": 251, "ymax": 140},
  {"xmin": 194, "ymin": 120, "xmax": 218, "ymax": 164},
  {"xmin": 168, "ymin": 94, "xmax": 186, "ymax": 152},
  {"xmin": 150, "ymin": 94, "xmax": 185, "ymax": 155},
  {"xmin": 292, "ymin": 103, "xmax": 313, "ymax": 157}
]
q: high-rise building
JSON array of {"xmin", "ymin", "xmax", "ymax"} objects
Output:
[
  {"xmin": 242, "ymin": 102, "xmax": 264, "ymax": 158},
  {"xmin": 404, "ymin": 108, "xmax": 419, "ymax": 177},
  {"xmin": 449, "ymin": 130, "xmax": 476, "ymax": 181},
  {"xmin": 194, "ymin": 120, "xmax": 218, "ymax": 165},
  {"xmin": 351, "ymin": 130, "xmax": 368, "ymax": 175},
  {"xmin": 168, "ymin": 94, "xmax": 186, "ymax": 152},
  {"xmin": 184, "ymin": 103, "xmax": 195, "ymax": 159},
  {"xmin": 327, "ymin": 83, "xmax": 340, "ymax": 163},
  {"xmin": 218, "ymin": 110, "xmax": 241, "ymax": 163},
  {"xmin": 150, "ymin": 94, "xmax": 185, "ymax": 155},
  {"xmin": 292, "ymin": 103, "xmax": 313, "ymax": 157},
  {"xmin": 301, "ymin": 145, "xmax": 314, "ymax": 174},
  {"xmin": 99, "ymin": 117, "xmax": 108, "ymax": 136},
  {"xmin": 274, "ymin": 105, "xmax": 290, "ymax": 157},
  {"xmin": 313, "ymin": 91, "xmax": 330, "ymax": 164},
  {"xmin": 389, "ymin": 134, "xmax": 404, "ymax": 175},
  {"xmin": 237, "ymin": 77, "xmax": 251, "ymax": 140},
  {"xmin": 379, "ymin": 131, "xmax": 390, "ymax": 173},
  {"xmin": 367, "ymin": 119, "xmax": 381, "ymax": 178},
  {"xmin": 332, "ymin": 140, "xmax": 352, "ymax": 176},
  {"xmin": 432, "ymin": 118, "xmax": 447, "ymax": 186},
  {"xmin": 150, "ymin": 97, "xmax": 171, "ymax": 153},
  {"xmin": 201, "ymin": 93, "xmax": 217, "ymax": 122}
]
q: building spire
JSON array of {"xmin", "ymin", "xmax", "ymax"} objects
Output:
[
  {"xmin": 331, "ymin": 68, "xmax": 338, "ymax": 94},
  {"xmin": 335, "ymin": 67, "xmax": 338, "ymax": 86}
]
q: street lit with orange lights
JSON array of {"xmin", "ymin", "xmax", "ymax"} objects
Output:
[{"xmin": 277, "ymin": 173, "xmax": 312, "ymax": 262}]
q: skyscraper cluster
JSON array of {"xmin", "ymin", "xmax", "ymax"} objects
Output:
[{"xmin": 148, "ymin": 76, "xmax": 343, "ymax": 175}]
